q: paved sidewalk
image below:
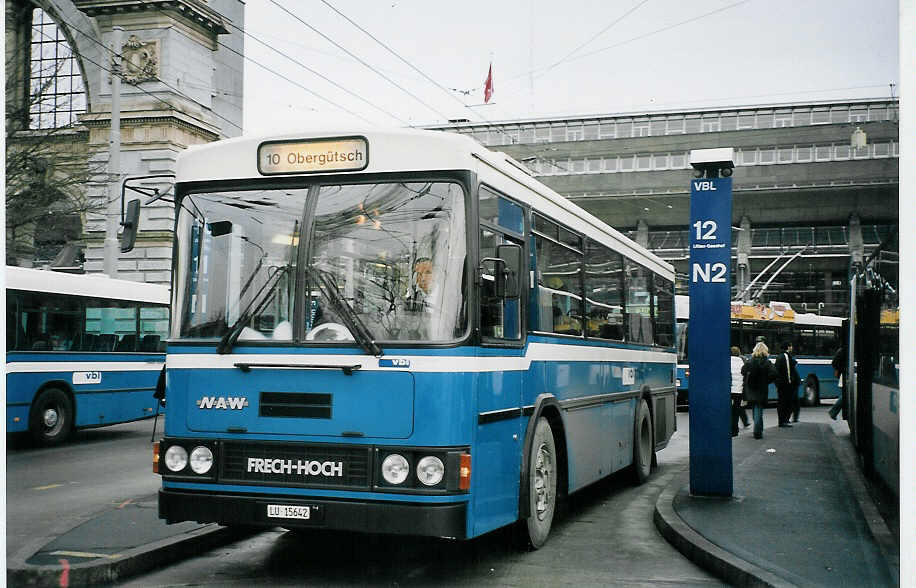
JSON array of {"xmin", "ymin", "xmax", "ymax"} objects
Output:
[
  {"xmin": 6, "ymin": 494, "xmax": 249, "ymax": 587},
  {"xmin": 655, "ymin": 420, "xmax": 899, "ymax": 587}
]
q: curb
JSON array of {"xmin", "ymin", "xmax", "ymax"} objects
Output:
[
  {"xmin": 653, "ymin": 468, "xmax": 792, "ymax": 588},
  {"xmin": 7, "ymin": 523, "xmax": 250, "ymax": 587}
]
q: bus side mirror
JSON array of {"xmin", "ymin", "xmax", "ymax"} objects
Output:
[
  {"xmin": 496, "ymin": 243, "xmax": 522, "ymax": 299},
  {"xmin": 120, "ymin": 199, "xmax": 140, "ymax": 252}
]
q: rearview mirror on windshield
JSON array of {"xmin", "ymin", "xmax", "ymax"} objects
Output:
[{"xmin": 207, "ymin": 220, "xmax": 233, "ymax": 236}]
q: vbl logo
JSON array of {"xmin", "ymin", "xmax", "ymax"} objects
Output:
[
  {"xmin": 379, "ymin": 358, "xmax": 410, "ymax": 368},
  {"xmin": 692, "ymin": 181, "xmax": 717, "ymax": 191}
]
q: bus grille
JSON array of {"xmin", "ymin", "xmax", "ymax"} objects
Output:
[
  {"xmin": 220, "ymin": 441, "xmax": 371, "ymax": 489},
  {"xmin": 260, "ymin": 392, "xmax": 332, "ymax": 419}
]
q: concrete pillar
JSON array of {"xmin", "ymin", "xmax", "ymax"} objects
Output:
[
  {"xmin": 636, "ymin": 219, "xmax": 649, "ymax": 248},
  {"xmin": 736, "ymin": 216, "xmax": 752, "ymax": 299},
  {"xmin": 824, "ymin": 271, "xmax": 833, "ymax": 305},
  {"xmin": 848, "ymin": 213, "xmax": 864, "ymax": 267}
]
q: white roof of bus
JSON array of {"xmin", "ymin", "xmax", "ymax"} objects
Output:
[
  {"xmin": 5, "ymin": 266, "xmax": 170, "ymax": 305},
  {"xmin": 176, "ymin": 128, "xmax": 673, "ymax": 279},
  {"xmin": 793, "ymin": 312, "xmax": 843, "ymax": 327}
]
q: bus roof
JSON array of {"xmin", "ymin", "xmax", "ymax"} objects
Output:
[
  {"xmin": 5, "ymin": 266, "xmax": 170, "ymax": 305},
  {"xmin": 175, "ymin": 128, "xmax": 674, "ymax": 279}
]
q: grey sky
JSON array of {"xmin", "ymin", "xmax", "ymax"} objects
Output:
[{"xmin": 242, "ymin": 0, "xmax": 899, "ymax": 132}]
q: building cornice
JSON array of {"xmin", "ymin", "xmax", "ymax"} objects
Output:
[
  {"xmin": 426, "ymin": 97, "xmax": 900, "ymax": 131},
  {"xmin": 79, "ymin": 109, "xmax": 220, "ymax": 140},
  {"xmin": 73, "ymin": 0, "xmax": 228, "ymax": 34}
]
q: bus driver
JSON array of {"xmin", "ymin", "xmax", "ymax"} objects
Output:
[{"xmin": 405, "ymin": 257, "xmax": 438, "ymax": 312}]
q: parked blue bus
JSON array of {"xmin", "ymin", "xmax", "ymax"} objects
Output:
[
  {"xmin": 676, "ymin": 295, "xmax": 843, "ymax": 407},
  {"xmin": 675, "ymin": 295, "xmax": 689, "ymax": 407},
  {"xmin": 147, "ymin": 129, "xmax": 677, "ymax": 548},
  {"xmin": 6, "ymin": 266, "xmax": 170, "ymax": 444}
]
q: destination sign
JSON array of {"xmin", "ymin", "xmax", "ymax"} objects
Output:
[{"xmin": 258, "ymin": 137, "xmax": 368, "ymax": 175}]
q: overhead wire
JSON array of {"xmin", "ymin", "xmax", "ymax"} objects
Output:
[
  {"xmin": 315, "ymin": 0, "xmax": 519, "ymax": 142},
  {"xmin": 268, "ymin": 0, "xmax": 454, "ymax": 122},
  {"xmin": 498, "ymin": 0, "xmax": 752, "ymax": 93},
  {"xmin": 133, "ymin": 0, "xmax": 404, "ymax": 126},
  {"xmin": 526, "ymin": 0, "xmax": 651, "ymax": 84}
]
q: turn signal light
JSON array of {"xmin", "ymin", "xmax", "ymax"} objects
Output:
[
  {"xmin": 458, "ymin": 453, "xmax": 471, "ymax": 490},
  {"xmin": 152, "ymin": 442, "xmax": 160, "ymax": 474}
]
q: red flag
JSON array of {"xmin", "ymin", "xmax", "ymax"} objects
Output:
[{"xmin": 483, "ymin": 63, "xmax": 494, "ymax": 103}]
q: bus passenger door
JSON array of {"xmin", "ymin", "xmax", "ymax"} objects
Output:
[{"xmin": 475, "ymin": 231, "xmax": 526, "ymax": 536}]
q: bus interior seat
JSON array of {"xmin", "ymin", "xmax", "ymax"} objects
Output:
[
  {"xmin": 140, "ymin": 334, "xmax": 161, "ymax": 352},
  {"xmin": 599, "ymin": 323, "xmax": 623, "ymax": 340},
  {"xmin": 115, "ymin": 334, "xmax": 137, "ymax": 351},
  {"xmin": 641, "ymin": 316, "xmax": 654, "ymax": 344},
  {"xmin": 76, "ymin": 333, "xmax": 97, "ymax": 351},
  {"xmin": 31, "ymin": 336, "xmax": 51, "ymax": 351},
  {"xmin": 94, "ymin": 334, "xmax": 117, "ymax": 352},
  {"xmin": 628, "ymin": 314, "xmax": 641, "ymax": 342}
]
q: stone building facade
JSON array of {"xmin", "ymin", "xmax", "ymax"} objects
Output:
[
  {"xmin": 5, "ymin": 0, "xmax": 244, "ymax": 284},
  {"xmin": 432, "ymin": 98, "xmax": 899, "ymax": 316}
]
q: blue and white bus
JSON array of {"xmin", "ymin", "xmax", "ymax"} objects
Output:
[
  {"xmin": 6, "ymin": 267, "xmax": 170, "ymax": 444},
  {"xmin": 149, "ymin": 129, "xmax": 677, "ymax": 548},
  {"xmin": 675, "ymin": 295, "xmax": 689, "ymax": 407},
  {"xmin": 676, "ymin": 295, "xmax": 843, "ymax": 407}
]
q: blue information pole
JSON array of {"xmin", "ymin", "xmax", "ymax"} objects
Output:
[{"xmin": 688, "ymin": 175, "xmax": 733, "ymax": 497}]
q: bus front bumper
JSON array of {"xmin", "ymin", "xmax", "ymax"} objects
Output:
[{"xmin": 159, "ymin": 489, "xmax": 468, "ymax": 539}]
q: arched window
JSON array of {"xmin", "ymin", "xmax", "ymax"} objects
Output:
[{"xmin": 29, "ymin": 9, "xmax": 87, "ymax": 129}]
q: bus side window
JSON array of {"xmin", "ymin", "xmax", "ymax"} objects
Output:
[{"xmin": 480, "ymin": 229, "xmax": 522, "ymax": 341}]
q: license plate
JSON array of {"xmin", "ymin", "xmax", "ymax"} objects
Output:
[{"xmin": 267, "ymin": 504, "xmax": 311, "ymax": 520}]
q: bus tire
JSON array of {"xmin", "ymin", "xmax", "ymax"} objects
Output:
[
  {"xmin": 803, "ymin": 377, "xmax": 820, "ymax": 406},
  {"xmin": 29, "ymin": 388, "xmax": 73, "ymax": 446},
  {"xmin": 631, "ymin": 399, "xmax": 654, "ymax": 485},
  {"xmin": 518, "ymin": 417, "xmax": 557, "ymax": 550}
]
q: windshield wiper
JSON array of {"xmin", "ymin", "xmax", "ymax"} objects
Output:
[
  {"xmin": 217, "ymin": 265, "xmax": 289, "ymax": 354},
  {"xmin": 305, "ymin": 265, "xmax": 383, "ymax": 357}
]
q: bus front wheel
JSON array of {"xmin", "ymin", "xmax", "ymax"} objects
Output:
[
  {"xmin": 519, "ymin": 417, "xmax": 557, "ymax": 550},
  {"xmin": 29, "ymin": 388, "xmax": 73, "ymax": 446},
  {"xmin": 631, "ymin": 399, "xmax": 654, "ymax": 484}
]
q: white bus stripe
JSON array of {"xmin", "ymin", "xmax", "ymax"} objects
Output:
[
  {"xmin": 5, "ymin": 361, "xmax": 163, "ymax": 374},
  {"xmin": 166, "ymin": 344, "xmax": 676, "ymax": 373}
]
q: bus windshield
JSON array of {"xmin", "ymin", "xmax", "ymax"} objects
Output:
[{"xmin": 173, "ymin": 181, "xmax": 468, "ymax": 343}]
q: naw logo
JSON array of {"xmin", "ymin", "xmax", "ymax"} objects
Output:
[{"xmin": 196, "ymin": 396, "xmax": 249, "ymax": 410}]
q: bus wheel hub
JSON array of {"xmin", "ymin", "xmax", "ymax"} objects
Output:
[{"xmin": 43, "ymin": 409, "xmax": 59, "ymax": 428}]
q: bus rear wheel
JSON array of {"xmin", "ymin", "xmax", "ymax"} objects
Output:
[
  {"xmin": 803, "ymin": 377, "xmax": 820, "ymax": 407},
  {"xmin": 29, "ymin": 388, "xmax": 73, "ymax": 446},
  {"xmin": 518, "ymin": 417, "xmax": 557, "ymax": 550},
  {"xmin": 631, "ymin": 399, "xmax": 654, "ymax": 484}
]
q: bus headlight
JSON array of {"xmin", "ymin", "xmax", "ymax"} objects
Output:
[
  {"xmin": 164, "ymin": 445, "xmax": 188, "ymax": 472},
  {"xmin": 416, "ymin": 456, "xmax": 445, "ymax": 486},
  {"xmin": 381, "ymin": 453, "xmax": 409, "ymax": 485},
  {"xmin": 189, "ymin": 446, "xmax": 214, "ymax": 474}
]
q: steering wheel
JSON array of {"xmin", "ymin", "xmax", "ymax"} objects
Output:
[{"xmin": 305, "ymin": 322, "xmax": 354, "ymax": 341}]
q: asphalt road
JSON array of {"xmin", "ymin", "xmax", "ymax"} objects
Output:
[
  {"xmin": 11, "ymin": 409, "xmax": 811, "ymax": 586},
  {"xmin": 120, "ymin": 411, "xmax": 724, "ymax": 587},
  {"xmin": 6, "ymin": 418, "xmax": 164, "ymax": 561}
]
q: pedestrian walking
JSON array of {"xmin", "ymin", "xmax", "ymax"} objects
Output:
[
  {"xmin": 774, "ymin": 342, "xmax": 801, "ymax": 427},
  {"xmin": 828, "ymin": 346, "xmax": 847, "ymax": 420},
  {"xmin": 730, "ymin": 346, "xmax": 750, "ymax": 436},
  {"xmin": 742, "ymin": 341, "xmax": 777, "ymax": 439}
]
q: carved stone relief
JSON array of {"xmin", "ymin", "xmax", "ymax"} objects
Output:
[{"xmin": 119, "ymin": 35, "xmax": 159, "ymax": 84}]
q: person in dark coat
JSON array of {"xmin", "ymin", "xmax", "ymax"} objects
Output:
[
  {"xmin": 742, "ymin": 341, "xmax": 777, "ymax": 439},
  {"xmin": 773, "ymin": 342, "xmax": 801, "ymax": 427},
  {"xmin": 828, "ymin": 346, "xmax": 847, "ymax": 420}
]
